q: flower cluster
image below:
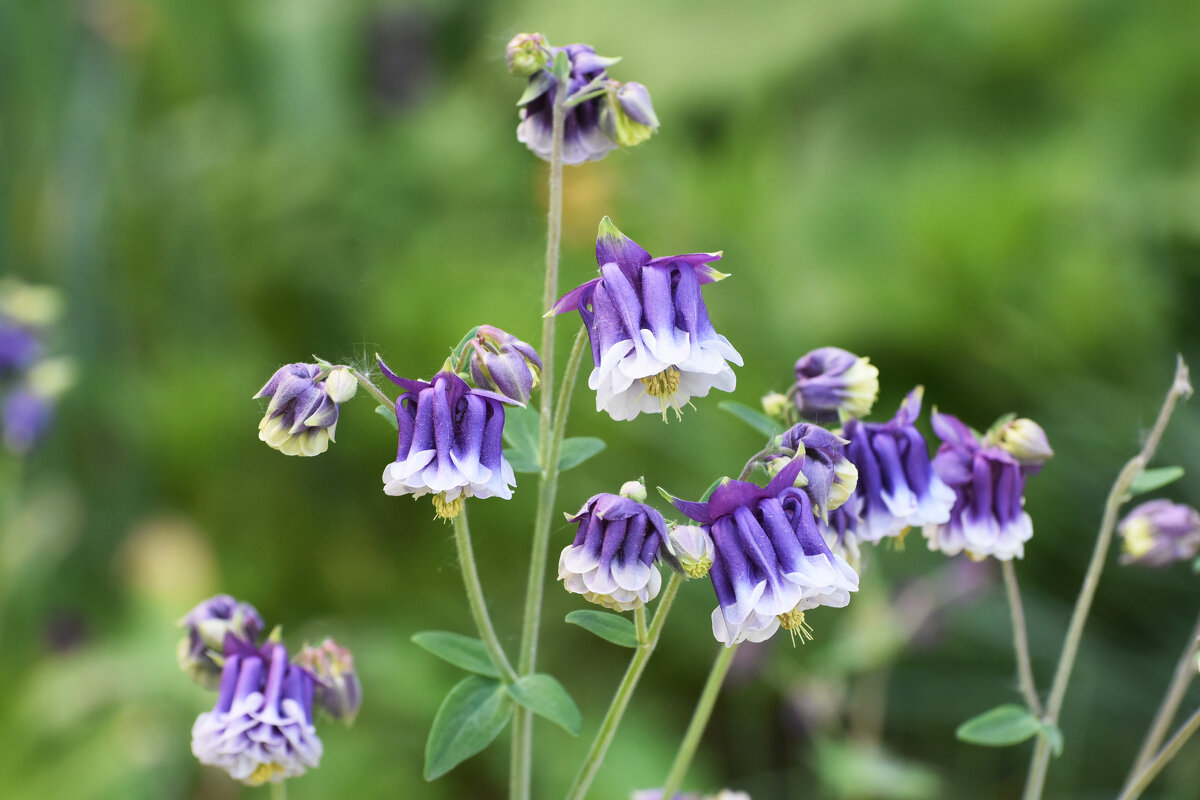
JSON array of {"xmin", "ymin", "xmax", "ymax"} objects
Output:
[
  {"xmin": 508, "ymin": 34, "xmax": 658, "ymax": 164},
  {"xmin": 254, "ymin": 363, "xmax": 357, "ymax": 457},
  {"xmin": 179, "ymin": 595, "xmax": 359, "ymax": 786},
  {"xmin": 552, "ymin": 218, "xmax": 742, "ymax": 421},
  {"xmin": 0, "ymin": 279, "xmax": 73, "ymax": 455}
]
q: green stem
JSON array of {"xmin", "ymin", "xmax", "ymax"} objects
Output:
[
  {"xmin": 453, "ymin": 506, "xmax": 516, "ymax": 682},
  {"xmin": 635, "ymin": 605, "xmax": 648, "ymax": 645},
  {"xmin": 270, "ymin": 781, "xmax": 288, "ymax": 800},
  {"xmin": 658, "ymin": 643, "xmax": 740, "ymax": 800},
  {"xmin": 1023, "ymin": 356, "xmax": 1191, "ymax": 800},
  {"xmin": 564, "ymin": 573, "xmax": 683, "ymax": 800},
  {"xmin": 1123, "ymin": 606, "xmax": 1200, "ymax": 789},
  {"xmin": 1001, "ymin": 560, "xmax": 1043, "ymax": 717},
  {"xmin": 1119, "ymin": 705, "xmax": 1200, "ymax": 800},
  {"xmin": 350, "ymin": 368, "xmax": 395, "ymax": 409}
]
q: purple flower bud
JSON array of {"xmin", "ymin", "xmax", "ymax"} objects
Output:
[
  {"xmin": 0, "ymin": 321, "xmax": 40, "ymax": 374},
  {"xmin": 254, "ymin": 363, "xmax": 354, "ymax": 457},
  {"xmin": 776, "ymin": 423, "xmax": 857, "ymax": 520},
  {"xmin": 603, "ymin": 81, "xmax": 659, "ymax": 148},
  {"xmin": 505, "ymin": 32, "xmax": 548, "ymax": 77},
  {"xmin": 1118, "ymin": 500, "xmax": 1200, "ymax": 568},
  {"xmin": 191, "ymin": 640, "xmax": 322, "ymax": 785},
  {"xmin": 177, "ymin": 594, "xmax": 265, "ymax": 689},
  {"xmin": 793, "ymin": 347, "xmax": 879, "ymax": 422},
  {"xmin": 669, "ymin": 458, "xmax": 859, "ymax": 646},
  {"xmin": 379, "ymin": 360, "xmax": 518, "ymax": 520},
  {"xmin": 2, "ymin": 388, "xmax": 53, "ymax": 455},
  {"xmin": 924, "ymin": 410, "xmax": 1039, "ymax": 560},
  {"xmin": 468, "ymin": 325, "xmax": 542, "ymax": 405},
  {"xmin": 550, "ymin": 218, "xmax": 742, "ymax": 421},
  {"xmin": 558, "ymin": 493, "xmax": 668, "ymax": 611},
  {"xmin": 296, "ymin": 638, "xmax": 362, "ymax": 725}
]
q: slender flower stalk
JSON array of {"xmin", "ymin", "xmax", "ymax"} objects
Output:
[
  {"xmin": 564, "ymin": 573, "xmax": 683, "ymax": 800},
  {"xmin": 1001, "ymin": 561, "xmax": 1042, "ymax": 717},
  {"xmin": 657, "ymin": 643, "xmax": 740, "ymax": 800},
  {"xmin": 351, "ymin": 367, "xmax": 396, "ymax": 409},
  {"xmin": 510, "ymin": 72, "xmax": 570, "ymax": 795},
  {"xmin": 1023, "ymin": 357, "xmax": 1192, "ymax": 800},
  {"xmin": 453, "ymin": 507, "xmax": 517, "ymax": 682},
  {"xmin": 1123, "ymin": 607, "xmax": 1200, "ymax": 788},
  {"xmin": 1118, "ymin": 705, "xmax": 1200, "ymax": 800},
  {"xmin": 271, "ymin": 782, "xmax": 288, "ymax": 800}
]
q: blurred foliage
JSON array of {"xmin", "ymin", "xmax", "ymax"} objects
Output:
[{"xmin": 2, "ymin": 0, "xmax": 1200, "ymax": 797}]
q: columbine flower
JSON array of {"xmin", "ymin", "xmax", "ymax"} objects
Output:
[
  {"xmin": 669, "ymin": 458, "xmax": 859, "ymax": 646},
  {"xmin": 379, "ymin": 359, "xmax": 517, "ymax": 520},
  {"xmin": 792, "ymin": 347, "xmax": 879, "ymax": 422},
  {"xmin": 820, "ymin": 502, "xmax": 863, "ymax": 569},
  {"xmin": 990, "ymin": 417, "xmax": 1054, "ymax": 466},
  {"xmin": 842, "ymin": 387, "xmax": 955, "ymax": 544},
  {"xmin": 1118, "ymin": 500, "xmax": 1200, "ymax": 568},
  {"xmin": 297, "ymin": 638, "xmax": 362, "ymax": 725},
  {"xmin": 558, "ymin": 492, "xmax": 667, "ymax": 611},
  {"xmin": 192, "ymin": 639, "xmax": 322, "ymax": 786},
  {"xmin": 550, "ymin": 218, "xmax": 742, "ymax": 421},
  {"xmin": 177, "ymin": 594, "xmax": 265, "ymax": 688},
  {"xmin": 766, "ymin": 423, "xmax": 858, "ymax": 521},
  {"xmin": 254, "ymin": 364, "xmax": 357, "ymax": 457},
  {"xmin": 923, "ymin": 410, "xmax": 1044, "ymax": 561},
  {"xmin": 513, "ymin": 41, "xmax": 658, "ymax": 164},
  {"xmin": 467, "ymin": 325, "xmax": 542, "ymax": 405}
]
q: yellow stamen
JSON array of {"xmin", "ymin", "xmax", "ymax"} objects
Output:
[
  {"xmin": 1122, "ymin": 518, "xmax": 1155, "ymax": 559},
  {"xmin": 888, "ymin": 527, "xmax": 911, "ymax": 551},
  {"xmin": 432, "ymin": 492, "xmax": 465, "ymax": 521},
  {"xmin": 246, "ymin": 762, "xmax": 287, "ymax": 786},
  {"xmin": 777, "ymin": 608, "xmax": 815, "ymax": 647},
  {"xmin": 639, "ymin": 366, "xmax": 684, "ymax": 421}
]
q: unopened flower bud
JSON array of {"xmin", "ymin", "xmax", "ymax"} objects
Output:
[
  {"xmin": 828, "ymin": 456, "xmax": 859, "ymax": 512},
  {"xmin": 666, "ymin": 524, "xmax": 714, "ymax": 579},
  {"xmin": 619, "ymin": 479, "xmax": 647, "ymax": 502},
  {"xmin": 793, "ymin": 347, "xmax": 879, "ymax": 422},
  {"xmin": 254, "ymin": 363, "xmax": 351, "ymax": 457},
  {"xmin": 297, "ymin": 638, "xmax": 362, "ymax": 725},
  {"xmin": 761, "ymin": 391, "xmax": 789, "ymax": 420},
  {"xmin": 177, "ymin": 594, "xmax": 264, "ymax": 688},
  {"xmin": 992, "ymin": 417, "xmax": 1053, "ymax": 466},
  {"xmin": 323, "ymin": 367, "xmax": 358, "ymax": 404},
  {"xmin": 468, "ymin": 325, "xmax": 543, "ymax": 406},
  {"xmin": 603, "ymin": 81, "xmax": 659, "ymax": 148},
  {"xmin": 1118, "ymin": 500, "xmax": 1200, "ymax": 568},
  {"xmin": 506, "ymin": 32, "xmax": 548, "ymax": 77}
]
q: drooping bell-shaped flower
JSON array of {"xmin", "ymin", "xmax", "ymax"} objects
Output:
[
  {"xmin": 923, "ymin": 410, "xmax": 1043, "ymax": 561},
  {"xmin": 379, "ymin": 359, "xmax": 518, "ymax": 520},
  {"xmin": 191, "ymin": 639, "xmax": 323, "ymax": 786},
  {"xmin": 669, "ymin": 459, "xmax": 859, "ymax": 646},
  {"xmin": 254, "ymin": 364, "xmax": 357, "ymax": 457},
  {"xmin": 765, "ymin": 423, "xmax": 858, "ymax": 521},
  {"xmin": 842, "ymin": 387, "xmax": 955, "ymax": 544},
  {"xmin": 296, "ymin": 638, "xmax": 362, "ymax": 725},
  {"xmin": 558, "ymin": 492, "xmax": 668, "ymax": 612},
  {"xmin": 177, "ymin": 594, "xmax": 265, "ymax": 689},
  {"xmin": 550, "ymin": 218, "xmax": 742, "ymax": 421},
  {"xmin": 1118, "ymin": 500, "xmax": 1200, "ymax": 568},
  {"xmin": 467, "ymin": 325, "xmax": 542, "ymax": 405},
  {"xmin": 792, "ymin": 347, "xmax": 879, "ymax": 422}
]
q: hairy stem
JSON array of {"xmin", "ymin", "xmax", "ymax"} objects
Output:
[
  {"xmin": 1023, "ymin": 356, "xmax": 1191, "ymax": 800},
  {"xmin": 658, "ymin": 643, "xmax": 740, "ymax": 800},
  {"xmin": 564, "ymin": 573, "xmax": 683, "ymax": 800},
  {"xmin": 1119, "ymin": 705, "xmax": 1200, "ymax": 800},
  {"xmin": 453, "ymin": 507, "xmax": 516, "ymax": 682},
  {"xmin": 350, "ymin": 368, "xmax": 395, "ymax": 409},
  {"xmin": 1001, "ymin": 560, "xmax": 1043, "ymax": 717}
]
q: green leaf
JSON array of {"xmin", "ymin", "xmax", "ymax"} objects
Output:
[
  {"xmin": 718, "ymin": 401, "xmax": 779, "ymax": 439},
  {"xmin": 505, "ymin": 674, "xmax": 582, "ymax": 735},
  {"xmin": 1040, "ymin": 721, "xmax": 1064, "ymax": 757},
  {"xmin": 375, "ymin": 404, "xmax": 398, "ymax": 430},
  {"xmin": 449, "ymin": 326, "xmax": 481, "ymax": 364},
  {"xmin": 502, "ymin": 406, "xmax": 540, "ymax": 459},
  {"xmin": 955, "ymin": 704, "xmax": 1042, "ymax": 747},
  {"xmin": 504, "ymin": 448, "xmax": 540, "ymax": 474},
  {"xmin": 558, "ymin": 437, "xmax": 606, "ymax": 471},
  {"xmin": 1129, "ymin": 466, "xmax": 1185, "ymax": 497},
  {"xmin": 565, "ymin": 610, "xmax": 638, "ymax": 648},
  {"xmin": 424, "ymin": 676, "xmax": 512, "ymax": 780},
  {"xmin": 411, "ymin": 631, "xmax": 500, "ymax": 678},
  {"xmin": 552, "ymin": 50, "xmax": 570, "ymax": 82}
]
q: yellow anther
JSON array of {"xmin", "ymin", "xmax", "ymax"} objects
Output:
[
  {"xmin": 777, "ymin": 608, "xmax": 815, "ymax": 646},
  {"xmin": 246, "ymin": 762, "xmax": 286, "ymax": 786},
  {"xmin": 639, "ymin": 366, "xmax": 684, "ymax": 421},
  {"xmin": 432, "ymin": 492, "xmax": 465, "ymax": 521}
]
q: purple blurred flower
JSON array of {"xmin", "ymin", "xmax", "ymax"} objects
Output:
[
  {"xmin": 191, "ymin": 639, "xmax": 322, "ymax": 786},
  {"xmin": 670, "ymin": 458, "xmax": 859, "ymax": 646},
  {"xmin": 177, "ymin": 594, "xmax": 265, "ymax": 689},
  {"xmin": 254, "ymin": 364, "xmax": 356, "ymax": 457},
  {"xmin": 559, "ymin": 493, "xmax": 667, "ymax": 611},
  {"xmin": 1118, "ymin": 500, "xmax": 1200, "ymax": 568},
  {"xmin": 467, "ymin": 324, "xmax": 542, "ymax": 405},
  {"xmin": 550, "ymin": 218, "xmax": 742, "ymax": 421},
  {"xmin": 297, "ymin": 638, "xmax": 362, "ymax": 725},
  {"xmin": 924, "ymin": 410, "xmax": 1042, "ymax": 560},
  {"xmin": 842, "ymin": 387, "xmax": 955, "ymax": 544},
  {"xmin": 379, "ymin": 360, "xmax": 517, "ymax": 520},
  {"xmin": 792, "ymin": 347, "xmax": 878, "ymax": 422},
  {"xmin": 2, "ymin": 388, "xmax": 53, "ymax": 455},
  {"xmin": 0, "ymin": 321, "xmax": 39, "ymax": 374}
]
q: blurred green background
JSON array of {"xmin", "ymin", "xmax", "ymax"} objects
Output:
[{"xmin": 3, "ymin": 0, "xmax": 1200, "ymax": 797}]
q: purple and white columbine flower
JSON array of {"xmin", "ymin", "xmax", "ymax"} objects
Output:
[
  {"xmin": 254, "ymin": 364, "xmax": 357, "ymax": 457},
  {"xmin": 559, "ymin": 493, "xmax": 668, "ymax": 611},
  {"xmin": 792, "ymin": 347, "xmax": 879, "ymax": 422},
  {"xmin": 192, "ymin": 638, "xmax": 322, "ymax": 786},
  {"xmin": 841, "ymin": 387, "xmax": 955, "ymax": 544},
  {"xmin": 670, "ymin": 458, "xmax": 859, "ymax": 646},
  {"xmin": 178, "ymin": 594, "xmax": 265, "ymax": 688},
  {"xmin": 379, "ymin": 359, "xmax": 517, "ymax": 520},
  {"xmin": 550, "ymin": 218, "xmax": 742, "ymax": 421},
  {"xmin": 1118, "ymin": 500, "xmax": 1200, "ymax": 568},
  {"xmin": 923, "ymin": 410, "xmax": 1041, "ymax": 560}
]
